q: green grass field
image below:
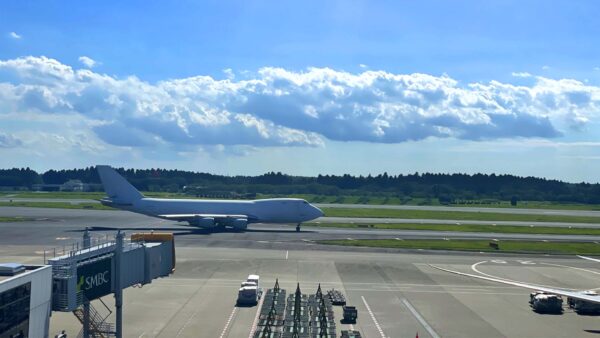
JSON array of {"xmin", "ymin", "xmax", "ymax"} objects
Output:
[
  {"xmin": 318, "ymin": 239, "xmax": 600, "ymax": 255},
  {"xmin": 283, "ymin": 194, "xmax": 600, "ymax": 210},
  {"xmin": 308, "ymin": 222, "xmax": 600, "ymax": 236},
  {"xmin": 0, "ymin": 191, "xmax": 188, "ymax": 199},
  {"xmin": 0, "ymin": 217, "xmax": 32, "ymax": 222},
  {"xmin": 321, "ymin": 207, "xmax": 600, "ymax": 224}
]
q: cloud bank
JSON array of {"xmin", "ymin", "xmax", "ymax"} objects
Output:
[
  {"xmin": 1, "ymin": 56, "xmax": 599, "ymax": 153},
  {"xmin": 0, "ymin": 133, "xmax": 22, "ymax": 148}
]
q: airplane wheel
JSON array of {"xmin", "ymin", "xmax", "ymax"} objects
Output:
[{"xmin": 296, "ymin": 225, "xmax": 301, "ymax": 232}]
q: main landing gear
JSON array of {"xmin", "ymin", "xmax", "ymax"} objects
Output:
[{"xmin": 296, "ymin": 223, "xmax": 301, "ymax": 232}]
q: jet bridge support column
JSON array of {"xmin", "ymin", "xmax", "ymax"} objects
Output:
[
  {"xmin": 115, "ymin": 230, "xmax": 123, "ymax": 338},
  {"xmin": 83, "ymin": 228, "xmax": 90, "ymax": 338}
]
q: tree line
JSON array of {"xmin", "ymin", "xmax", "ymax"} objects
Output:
[{"xmin": 1, "ymin": 167, "xmax": 600, "ymax": 204}]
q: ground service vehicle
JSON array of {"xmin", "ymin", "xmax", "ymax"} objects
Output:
[
  {"xmin": 327, "ymin": 289, "xmax": 346, "ymax": 305},
  {"xmin": 568, "ymin": 290, "xmax": 600, "ymax": 314},
  {"xmin": 529, "ymin": 291, "xmax": 563, "ymax": 314},
  {"xmin": 341, "ymin": 330, "xmax": 362, "ymax": 338},
  {"xmin": 342, "ymin": 305, "xmax": 358, "ymax": 323},
  {"xmin": 237, "ymin": 274, "xmax": 262, "ymax": 306}
]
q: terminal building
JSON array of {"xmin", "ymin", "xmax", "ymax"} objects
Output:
[{"xmin": 0, "ymin": 263, "xmax": 52, "ymax": 338}]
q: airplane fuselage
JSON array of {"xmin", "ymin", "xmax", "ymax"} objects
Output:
[{"xmin": 103, "ymin": 197, "xmax": 323, "ymax": 224}]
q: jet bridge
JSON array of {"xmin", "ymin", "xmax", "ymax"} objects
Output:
[{"xmin": 47, "ymin": 229, "xmax": 175, "ymax": 338}]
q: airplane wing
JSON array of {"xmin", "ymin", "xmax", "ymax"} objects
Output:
[
  {"xmin": 578, "ymin": 255, "xmax": 600, "ymax": 263},
  {"xmin": 429, "ymin": 264, "xmax": 600, "ymax": 304}
]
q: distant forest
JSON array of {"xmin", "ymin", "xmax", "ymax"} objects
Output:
[{"xmin": 2, "ymin": 167, "xmax": 600, "ymax": 204}]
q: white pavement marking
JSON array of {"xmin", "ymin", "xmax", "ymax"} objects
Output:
[
  {"xmin": 286, "ymin": 250, "xmax": 289, "ymax": 260},
  {"xmin": 361, "ymin": 296, "xmax": 386, "ymax": 338},
  {"xmin": 248, "ymin": 292, "xmax": 266, "ymax": 338},
  {"xmin": 401, "ymin": 298, "xmax": 441, "ymax": 338},
  {"xmin": 471, "ymin": 261, "xmax": 577, "ymax": 290},
  {"xmin": 219, "ymin": 307, "xmax": 238, "ymax": 338},
  {"xmin": 517, "ymin": 260, "xmax": 536, "ymax": 265}
]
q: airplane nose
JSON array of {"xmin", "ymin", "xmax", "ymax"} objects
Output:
[{"xmin": 314, "ymin": 206, "xmax": 324, "ymax": 218}]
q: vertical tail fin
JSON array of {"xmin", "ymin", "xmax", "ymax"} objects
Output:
[{"xmin": 96, "ymin": 165, "xmax": 143, "ymax": 203}]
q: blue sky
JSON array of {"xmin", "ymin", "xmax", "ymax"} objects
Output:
[{"xmin": 1, "ymin": 1, "xmax": 600, "ymax": 182}]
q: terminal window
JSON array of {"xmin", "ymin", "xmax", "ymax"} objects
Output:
[{"xmin": 0, "ymin": 282, "xmax": 31, "ymax": 338}]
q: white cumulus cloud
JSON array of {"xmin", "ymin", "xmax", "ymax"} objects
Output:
[
  {"xmin": 1, "ymin": 56, "xmax": 600, "ymax": 156},
  {"xmin": 511, "ymin": 72, "xmax": 531, "ymax": 78},
  {"xmin": 8, "ymin": 32, "xmax": 21, "ymax": 39},
  {"xmin": 78, "ymin": 56, "xmax": 97, "ymax": 68}
]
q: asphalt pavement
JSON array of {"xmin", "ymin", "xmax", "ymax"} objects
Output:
[{"xmin": 3, "ymin": 206, "xmax": 600, "ymax": 337}]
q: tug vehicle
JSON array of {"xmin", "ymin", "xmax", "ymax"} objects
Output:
[{"xmin": 529, "ymin": 291, "xmax": 563, "ymax": 314}]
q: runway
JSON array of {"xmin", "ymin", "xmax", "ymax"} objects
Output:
[
  {"xmin": 1, "ymin": 207, "xmax": 600, "ymax": 248},
  {"xmin": 2, "ymin": 206, "xmax": 600, "ymax": 337}
]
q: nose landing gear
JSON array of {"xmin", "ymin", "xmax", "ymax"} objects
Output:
[{"xmin": 296, "ymin": 223, "xmax": 301, "ymax": 232}]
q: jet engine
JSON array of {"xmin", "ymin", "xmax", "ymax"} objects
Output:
[
  {"xmin": 231, "ymin": 218, "xmax": 248, "ymax": 230},
  {"xmin": 190, "ymin": 216, "xmax": 215, "ymax": 228}
]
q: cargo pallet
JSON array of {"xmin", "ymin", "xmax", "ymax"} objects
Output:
[{"xmin": 253, "ymin": 280, "xmax": 363, "ymax": 338}]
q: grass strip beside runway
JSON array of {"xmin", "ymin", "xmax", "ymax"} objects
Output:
[
  {"xmin": 321, "ymin": 207, "xmax": 600, "ymax": 224},
  {"xmin": 0, "ymin": 217, "xmax": 32, "ymax": 222},
  {"xmin": 308, "ymin": 222, "xmax": 600, "ymax": 235},
  {"xmin": 0, "ymin": 201, "xmax": 113, "ymax": 210},
  {"xmin": 318, "ymin": 239, "xmax": 600, "ymax": 255}
]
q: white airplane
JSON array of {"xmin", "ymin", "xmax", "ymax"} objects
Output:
[
  {"xmin": 96, "ymin": 165, "xmax": 324, "ymax": 231},
  {"xmin": 430, "ymin": 256, "xmax": 600, "ymax": 306}
]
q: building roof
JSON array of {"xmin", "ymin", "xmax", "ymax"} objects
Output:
[{"xmin": 0, "ymin": 264, "xmax": 48, "ymax": 282}]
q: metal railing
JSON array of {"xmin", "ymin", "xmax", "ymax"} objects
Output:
[
  {"xmin": 44, "ymin": 233, "xmax": 138, "ymax": 265},
  {"xmin": 73, "ymin": 296, "xmax": 115, "ymax": 338}
]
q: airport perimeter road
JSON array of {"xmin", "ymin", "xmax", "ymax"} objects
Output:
[
  {"xmin": 3, "ymin": 207, "xmax": 600, "ymax": 250},
  {"xmin": 316, "ymin": 203, "xmax": 600, "ymax": 217},
  {"xmin": 4, "ymin": 244, "xmax": 600, "ymax": 338}
]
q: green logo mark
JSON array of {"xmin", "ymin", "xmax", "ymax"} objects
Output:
[{"xmin": 77, "ymin": 276, "xmax": 84, "ymax": 292}]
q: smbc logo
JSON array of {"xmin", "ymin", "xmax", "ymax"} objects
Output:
[{"xmin": 77, "ymin": 271, "xmax": 110, "ymax": 292}]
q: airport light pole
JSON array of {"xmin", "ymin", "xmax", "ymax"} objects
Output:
[
  {"xmin": 115, "ymin": 230, "xmax": 123, "ymax": 338},
  {"xmin": 82, "ymin": 228, "xmax": 90, "ymax": 338}
]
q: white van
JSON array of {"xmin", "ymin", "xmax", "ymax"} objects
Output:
[{"xmin": 237, "ymin": 274, "xmax": 261, "ymax": 305}]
